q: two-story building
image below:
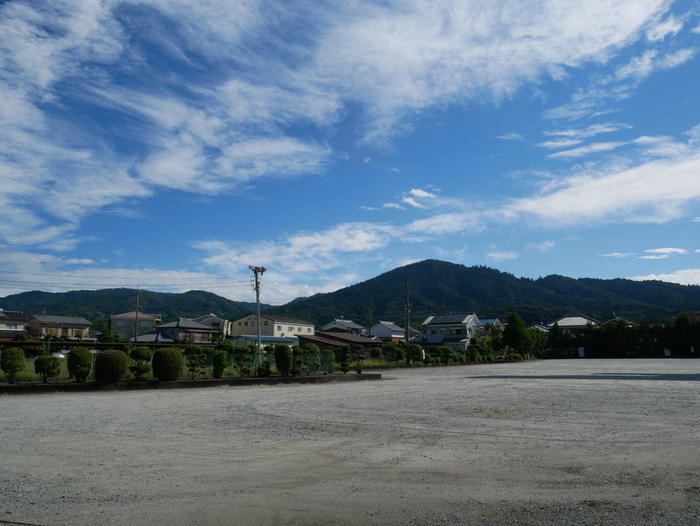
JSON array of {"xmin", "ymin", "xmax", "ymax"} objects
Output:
[
  {"xmin": 110, "ymin": 311, "xmax": 162, "ymax": 341},
  {"xmin": 548, "ymin": 315, "xmax": 598, "ymax": 336},
  {"xmin": 150, "ymin": 318, "xmax": 218, "ymax": 343},
  {"xmin": 231, "ymin": 314, "xmax": 315, "ymax": 339},
  {"xmin": 0, "ymin": 309, "xmax": 27, "ymax": 341},
  {"xmin": 26, "ymin": 315, "xmax": 92, "ymax": 340},
  {"xmin": 421, "ymin": 313, "xmax": 481, "ymax": 351},
  {"xmin": 191, "ymin": 313, "xmax": 232, "ymax": 337}
]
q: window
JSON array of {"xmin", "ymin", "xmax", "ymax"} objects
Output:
[
  {"xmin": 277, "ymin": 325, "xmax": 282, "ymax": 331},
  {"xmin": 238, "ymin": 322, "xmax": 242, "ymax": 326},
  {"xmin": 307, "ymin": 327, "xmax": 311, "ymax": 333},
  {"xmin": 264, "ymin": 321, "xmax": 268, "ymax": 326},
  {"xmin": 297, "ymin": 327, "xmax": 302, "ymax": 332},
  {"xmin": 430, "ymin": 329, "xmax": 436, "ymax": 335},
  {"xmin": 288, "ymin": 326, "xmax": 293, "ymax": 331},
  {"xmin": 6, "ymin": 323, "xmax": 17, "ymax": 329},
  {"xmin": 244, "ymin": 321, "xmax": 248, "ymax": 326}
]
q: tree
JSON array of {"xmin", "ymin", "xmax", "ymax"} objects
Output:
[
  {"xmin": 152, "ymin": 348, "xmax": 183, "ymax": 380},
  {"xmin": 405, "ymin": 344, "xmax": 423, "ymax": 365},
  {"xmin": 1, "ymin": 347, "xmax": 25, "ymax": 384},
  {"xmin": 212, "ymin": 350, "xmax": 228, "ymax": 379},
  {"xmin": 35, "ymin": 354, "xmax": 61, "ymax": 383},
  {"xmin": 274, "ymin": 344, "xmax": 293, "ymax": 376},
  {"xmin": 128, "ymin": 346, "xmax": 153, "ymax": 380},
  {"xmin": 67, "ymin": 347, "xmax": 93, "ymax": 382},
  {"xmin": 94, "ymin": 350, "xmax": 128, "ymax": 383},
  {"xmin": 336, "ymin": 346, "xmax": 351, "ymax": 374},
  {"xmin": 183, "ymin": 345, "xmax": 207, "ymax": 380},
  {"xmin": 382, "ymin": 343, "xmax": 404, "ymax": 364},
  {"xmin": 502, "ymin": 313, "xmax": 531, "ymax": 353},
  {"xmin": 320, "ymin": 348, "xmax": 335, "ymax": 374}
]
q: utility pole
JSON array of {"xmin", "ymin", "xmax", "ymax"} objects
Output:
[
  {"xmin": 249, "ymin": 265, "xmax": 266, "ymax": 373},
  {"xmin": 367, "ymin": 297, "xmax": 373, "ymax": 339},
  {"xmin": 404, "ymin": 279, "xmax": 411, "ymax": 344},
  {"xmin": 133, "ymin": 287, "xmax": 141, "ymax": 343}
]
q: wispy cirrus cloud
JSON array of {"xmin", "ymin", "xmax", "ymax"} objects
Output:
[{"xmin": 0, "ymin": 0, "xmax": 678, "ymax": 252}]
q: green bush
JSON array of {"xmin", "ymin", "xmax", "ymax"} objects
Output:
[
  {"xmin": 67, "ymin": 347, "xmax": 92, "ymax": 382},
  {"xmin": 94, "ymin": 350, "xmax": 128, "ymax": 383},
  {"xmin": 212, "ymin": 350, "xmax": 228, "ymax": 379},
  {"xmin": 129, "ymin": 346, "xmax": 153, "ymax": 380},
  {"xmin": 274, "ymin": 344, "xmax": 293, "ymax": 376},
  {"xmin": 1, "ymin": 347, "xmax": 25, "ymax": 384},
  {"xmin": 504, "ymin": 353, "xmax": 524, "ymax": 361},
  {"xmin": 35, "ymin": 354, "xmax": 62, "ymax": 383},
  {"xmin": 183, "ymin": 345, "xmax": 207, "ymax": 379},
  {"xmin": 258, "ymin": 360, "xmax": 272, "ymax": 377},
  {"xmin": 320, "ymin": 348, "xmax": 335, "ymax": 375},
  {"xmin": 152, "ymin": 347, "xmax": 183, "ymax": 381}
]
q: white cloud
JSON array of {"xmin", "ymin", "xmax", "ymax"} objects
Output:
[
  {"xmin": 646, "ymin": 14, "xmax": 684, "ymax": 42},
  {"xmin": 638, "ymin": 254, "xmax": 670, "ymax": 260},
  {"xmin": 486, "ymin": 251, "xmax": 519, "ymax": 261},
  {"xmin": 600, "ymin": 252, "xmax": 635, "ymax": 258},
  {"xmin": 409, "ymin": 188, "xmax": 437, "ymax": 199},
  {"xmin": 544, "ymin": 122, "xmax": 632, "ymax": 139},
  {"xmin": 631, "ymin": 268, "xmax": 700, "ymax": 285},
  {"xmin": 644, "ymin": 247, "xmax": 688, "ymax": 255},
  {"xmin": 547, "ymin": 141, "xmax": 627, "ymax": 159},
  {"xmin": 536, "ymin": 138, "xmax": 583, "ymax": 149},
  {"xmin": 527, "ymin": 240, "xmax": 556, "ymax": 253},
  {"xmin": 382, "ymin": 203, "xmax": 405, "ymax": 210},
  {"xmin": 692, "ymin": 24, "xmax": 700, "ymax": 34},
  {"xmin": 0, "ymin": 0, "xmax": 680, "ymax": 251},
  {"xmin": 496, "ymin": 132, "xmax": 524, "ymax": 141},
  {"xmin": 544, "ymin": 48, "xmax": 696, "ymax": 120},
  {"xmin": 401, "ymin": 196, "xmax": 425, "ymax": 209}
]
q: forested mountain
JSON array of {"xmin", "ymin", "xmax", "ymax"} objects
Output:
[
  {"xmin": 264, "ymin": 259, "xmax": 700, "ymax": 326},
  {"xmin": 2, "ymin": 260, "xmax": 699, "ymax": 327},
  {"xmin": 0, "ymin": 288, "xmax": 263, "ymax": 325}
]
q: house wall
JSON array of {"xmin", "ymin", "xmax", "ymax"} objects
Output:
[
  {"xmin": 111, "ymin": 317, "xmax": 158, "ymax": 341},
  {"xmin": 231, "ymin": 315, "xmax": 314, "ymax": 338}
]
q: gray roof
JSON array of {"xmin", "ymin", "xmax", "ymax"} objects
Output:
[
  {"xmin": 111, "ymin": 311, "xmax": 161, "ymax": 320},
  {"xmin": 373, "ymin": 320, "xmax": 420, "ymax": 334},
  {"xmin": 548, "ymin": 316, "xmax": 598, "ymax": 328},
  {"xmin": 30, "ymin": 315, "xmax": 91, "ymax": 326},
  {"xmin": 132, "ymin": 332, "xmax": 175, "ymax": 343},
  {"xmin": 423, "ymin": 313, "xmax": 477, "ymax": 325},
  {"xmin": 322, "ymin": 318, "xmax": 365, "ymax": 330},
  {"xmin": 156, "ymin": 318, "xmax": 217, "ymax": 330}
]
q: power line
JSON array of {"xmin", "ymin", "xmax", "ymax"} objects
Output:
[
  {"xmin": 0, "ymin": 269, "xmax": 250, "ymax": 285},
  {"xmin": 0, "ymin": 277, "xmax": 252, "ymax": 288}
]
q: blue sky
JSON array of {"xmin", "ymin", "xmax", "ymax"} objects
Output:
[{"xmin": 1, "ymin": 0, "xmax": 700, "ymax": 305}]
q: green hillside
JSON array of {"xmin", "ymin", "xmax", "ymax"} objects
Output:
[
  {"xmin": 0, "ymin": 288, "xmax": 263, "ymax": 324},
  {"xmin": 264, "ymin": 259, "xmax": 700, "ymax": 326}
]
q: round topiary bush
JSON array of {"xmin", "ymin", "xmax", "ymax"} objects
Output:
[
  {"xmin": 152, "ymin": 347, "xmax": 183, "ymax": 381},
  {"xmin": 67, "ymin": 347, "xmax": 93, "ymax": 382},
  {"xmin": 35, "ymin": 354, "xmax": 62, "ymax": 383},
  {"xmin": 1, "ymin": 347, "xmax": 25, "ymax": 384},
  {"xmin": 94, "ymin": 350, "xmax": 128, "ymax": 383}
]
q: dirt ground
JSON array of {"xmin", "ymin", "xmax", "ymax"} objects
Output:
[{"xmin": 1, "ymin": 359, "xmax": 699, "ymax": 525}]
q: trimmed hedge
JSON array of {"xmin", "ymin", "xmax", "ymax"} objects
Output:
[
  {"xmin": 1, "ymin": 347, "xmax": 25, "ymax": 384},
  {"xmin": 152, "ymin": 347, "xmax": 183, "ymax": 381},
  {"xmin": 67, "ymin": 347, "xmax": 93, "ymax": 382},
  {"xmin": 212, "ymin": 350, "xmax": 228, "ymax": 379},
  {"xmin": 95, "ymin": 350, "xmax": 128, "ymax": 383},
  {"xmin": 35, "ymin": 354, "xmax": 61, "ymax": 383}
]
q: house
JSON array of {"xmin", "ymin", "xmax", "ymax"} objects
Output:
[
  {"xmin": 548, "ymin": 315, "xmax": 598, "ymax": 335},
  {"xmin": 26, "ymin": 315, "xmax": 92, "ymax": 340},
  {"xmin": 0, "ymin": 309, "xmax": 27, "ymax": 341},
  {"xmin": 420, "ymin": 313, "xmax": 481, "ymax": 351},
  {"xmin": 320, "ymin": 318, "xmax": 366, "ymax": 335},
  {"xmin": 191, "ymin": 313, "xmax": 232, "ymax": 337},
  {"xmin": 298, "ymin": 331, "xmax": 381, "ymax": 354},
  {"xmin": 370, "ymin": 320, "xmax": 421, "ymax": 343},
  {"xmin": 149, "ymin": 318, "xmax": 218, "ymax": 343},
  {"xmin": 479, "ymin": 318, "xmax": 504, "ymax": 333},
  {"xmin": 231, "ymin": 314, "xmax": 315, "ymax": 339},
  {"xmin": 231, "ymin": 335, "xmax": 298, "ymax": 348},
  {"xmin": 110, "ymin": 311, "xmax": 162, "ymax": 341}
]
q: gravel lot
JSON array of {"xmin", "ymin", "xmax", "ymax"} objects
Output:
[{"xmin": 1, "ymin": 359, "xmax": 699, "ymax": 525}]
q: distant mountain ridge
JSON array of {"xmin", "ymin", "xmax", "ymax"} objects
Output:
[
  {"xmin": 2, "ymin": 260, "xmax": 699, "ymax": 327},
  {"xmin": 0, "ymin": 288, "xmax": 265, "ymax": 324},
  {"xmin": 264, "ymin": 259, "xmax": 700, "ymax": 326}
]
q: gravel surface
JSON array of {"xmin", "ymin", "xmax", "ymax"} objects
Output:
[{"xmin": 1, "ymin": 359, "xmax": 699, "ymax": 525}]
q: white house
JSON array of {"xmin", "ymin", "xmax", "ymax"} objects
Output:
[
  {"xmin": 422, "ymin": 313, "xmax": 481, "ymax": 351},
  {"xmin": 231, "ymin": 314, "xmax": 315, "ymax": 339},
  {"xmin": 0, "ymin": 309, "xmax": 27, "ymax": 341},
  {"xmin": 370, "ymin": 320, "xmax": 421, "ymax": 343},
  {"xmin": 548, "ymin": 315, "xmax": 598, "ymax": 335}
]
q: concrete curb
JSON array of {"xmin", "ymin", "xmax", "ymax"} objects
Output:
[{"xmin": 0, "ymin": 373, "xmax": 382, "ymax": 395}]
